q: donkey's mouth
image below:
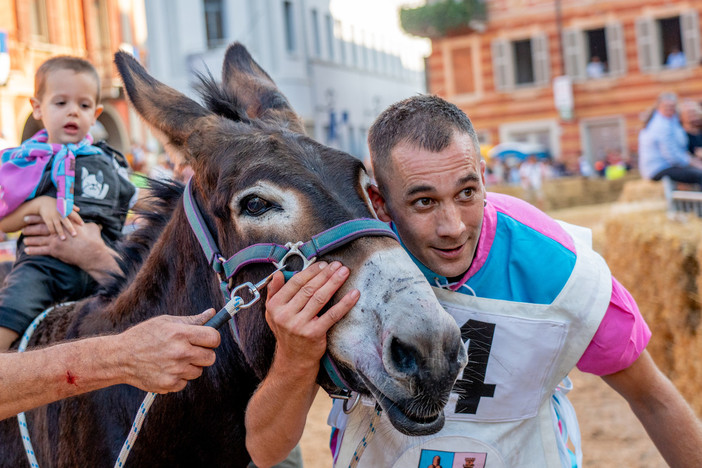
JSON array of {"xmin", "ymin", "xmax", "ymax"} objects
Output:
[{"xmin": 359, "ymin": 374, "xmax": 445, "ymax": 436}]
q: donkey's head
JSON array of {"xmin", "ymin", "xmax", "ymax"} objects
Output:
[{"xmin": 115, "ymin": 44, "xmax": 467, "ymax": 435}]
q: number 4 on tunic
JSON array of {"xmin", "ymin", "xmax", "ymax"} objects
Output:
[{"xmin": 454, "ymin": 319, "xmax": 497, "ymax": 414}]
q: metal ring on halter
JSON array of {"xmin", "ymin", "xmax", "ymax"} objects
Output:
[
  {"xmin": 343, "ymin": 391, "xmax": 361, "ymax": 414},
  {"xmin": 273, "ymin": 241, "xmax": 316, "ymax": 271},
  {"xmin": 229, "ymin": 282, "xmax": 261, "ymax": 309}
]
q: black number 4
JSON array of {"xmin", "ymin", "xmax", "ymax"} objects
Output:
[{"xmin": 454, "ymin": 319, "xmax": 497, "ymax": 414}]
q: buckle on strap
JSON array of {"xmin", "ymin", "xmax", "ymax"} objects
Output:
[{"xmin": 273, "ymin": 241, "xmax": 316, "ymax": 271}]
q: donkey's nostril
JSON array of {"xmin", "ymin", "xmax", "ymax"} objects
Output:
[{"xmin": 390, "ymin": 336, "xmax": 419, "ymax": 374}]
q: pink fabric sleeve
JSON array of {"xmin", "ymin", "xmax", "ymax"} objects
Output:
[{"xmin": 576, "ymin": 277, "xmax": 651, "ymax": 376}]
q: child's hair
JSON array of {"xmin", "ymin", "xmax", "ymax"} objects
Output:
[{"xmin": 34, "ymin": 56, "xmax": 101, "ymax": 102}]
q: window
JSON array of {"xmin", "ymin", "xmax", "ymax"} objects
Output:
[
  {"xmin": 283, "ymin": 1, "xmax": 296, "ymax": 53},
  {"xmin": 636, "ymin": 11, "xmax": 700, "ymax": 72},
  {"xmin": 29, "ymin": 0, "xmax": 49, "ymax": 42},
  {"xmin": 492, "ymin": 34, "xmax": 550, "ymax": 90},
  {"xmin": 350, "ymin": 26, "xmax": 358, "ymax": 66},
  {"xmin": 451, "ymin": 46, "xmax": 476, "ymax": 95},
  {"xmin": 203, "ymin": 0, "xmax": 226, "ymax": 48},
  {"xmin": 513, "ymin": 39, "xmax": 534, "ymax": 85},
  {"xmin": 563, "ymin": 23, "xmax": 626, "ymax": 80},
  {"xmin": 580, "ymin": 117, "xmax": 627, "ymax": 169},
  {"xmin": 325, "ymin": 14, "xmax": 334, "ymax": 60},
  {"xmin": 335, "ymin": 20, "xmax": 345, "ymax": 64},
  {"xmin": 310, "ymin": 9, "xmax": 321, "ymax": 57}
]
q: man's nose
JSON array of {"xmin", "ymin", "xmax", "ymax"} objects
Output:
[{"xmin": 436, "ymin": 203, "xmax": 466, "ymax": 238}]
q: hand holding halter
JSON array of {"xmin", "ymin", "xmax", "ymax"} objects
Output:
[{"xmin": 204, "ymin": 242, "xmax": 317, "ymax": 330}]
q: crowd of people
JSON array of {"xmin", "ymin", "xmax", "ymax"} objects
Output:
[{"xmin": 1, "ymin": 52, "xmax": 701, "ymax": 468}]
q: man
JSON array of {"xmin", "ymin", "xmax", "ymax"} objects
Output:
[
  {"xmin": 0, "ymin": 217, "xmax": 222, "ymax": 420},
  {"xmin": 246, "ymin": 95, "xmax": 702, "ymax": 467},
  {"xmin": 639, "ymin": 92, "xmax": 702, "ymax": 186}
]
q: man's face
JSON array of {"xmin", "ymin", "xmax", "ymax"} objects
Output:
[
  {"xmin": 30, "ymin": 69, "xmax": 103, "ymax": 145},
  {"xmin": 657, "ymin": 99, "xmax": 677, "ymax": 119},
  {"xmin": 371, "ymin": 132, "xmax": 486, "ymax": 278}
]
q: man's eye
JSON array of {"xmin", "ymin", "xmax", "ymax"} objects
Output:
[
  {"xmin": 241, "ymin": 196, "xmax": 272, "ymax": 216},
  {"xmin": 414, "ymin": 198, "xmax": 432, "ymax": 207},
  {"xmin": 459, "ymin": 188, "xmax": 474, "ymax": 199}
]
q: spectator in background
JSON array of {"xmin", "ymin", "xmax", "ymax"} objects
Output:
[
  {"xmin": 519, "ymin": 154, "xmax": 547, "ymax": 209},
  {"xmin": 579, "ymin": 155, "xmax": 596, "ymax": 178},
  {"xmin": 638, "ymin": 92, "xmax": 702, "ymax": 186},
  {"xmin": 680, "ymin": 100, "xmax": 702, "ymax": 159},
  {"xmin": 666, "ymin": 47, "xmax": 686, "ymax": 68},
  {"xmin": 586, "ymin": 55, "xmax": 606, "ymax": 79}
]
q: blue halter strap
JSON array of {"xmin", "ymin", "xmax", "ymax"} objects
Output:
[{"xmin": 183, "ymin": 178, "xmax": 398, "ymax": 396}]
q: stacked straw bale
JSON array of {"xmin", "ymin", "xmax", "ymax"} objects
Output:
[{"xmin": 602, "ymin": 209, "xmax": 702, "ymax": 415}]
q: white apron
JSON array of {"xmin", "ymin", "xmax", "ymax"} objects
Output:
[{"xmin": 330, "ymin": 230, "xmax": 612, "ymax": 468}]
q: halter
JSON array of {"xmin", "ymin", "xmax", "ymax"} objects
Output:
[{"xmin": 183, "ymin": 178, "xmax": 397, "ymax": 398}]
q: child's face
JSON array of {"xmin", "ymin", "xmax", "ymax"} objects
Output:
[{"xmin": 30, "ymin": 69, "xmax": 103, "ymax": 145}]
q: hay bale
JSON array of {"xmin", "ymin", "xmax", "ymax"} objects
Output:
[
  {"xmin": 603, "ymin": 209, "xmax": 702, "ymax": 414},
  {"xmin": 618, "ymin": 178, "xmax": 665, "ymax": 203}
]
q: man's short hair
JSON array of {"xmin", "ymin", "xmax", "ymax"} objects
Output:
[
  {"xmin": 35, "ymin": 56, "xmax": 101, "ymax": 102},
  {"xmin": 368, "ymin": 95, "xmax": 480, "ymax": 191}
]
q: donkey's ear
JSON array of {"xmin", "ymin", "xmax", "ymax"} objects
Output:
[
  {"xmin": 114, "ymin": 51, "xmax": 216, "ymax": 162},
  {"xmin": 221, "ymin": 43, "xmax": 306, "ymax": 134}
]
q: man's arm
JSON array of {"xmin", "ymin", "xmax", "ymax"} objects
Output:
[
  {"xmin": 22, "ymin": 215, "xmax": 120, "ymax": 284},
  {"xmin": 245, "ymin": 261, "xmax": 359, "ymax": 468},
  {"xmin": 0, "ymin": 309, "xmax": 221, "ymax": 421},
  {"xmin": 602, "ymin": 350, "xmax": 702, "ymax": 467}
]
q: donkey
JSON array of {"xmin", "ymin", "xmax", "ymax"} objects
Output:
[{"xmin": 0, "ymin": 44, "xmax": 467, "ymax": 467}]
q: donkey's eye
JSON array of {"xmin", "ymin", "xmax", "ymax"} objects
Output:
[{"xmin": 241, "ymin": 195, "xmax": 272, "ymax": 216}]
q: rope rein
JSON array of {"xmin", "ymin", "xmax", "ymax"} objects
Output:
[{"xmin": 17, "ymin": 304, "xmax": 73, "ymax": 468}]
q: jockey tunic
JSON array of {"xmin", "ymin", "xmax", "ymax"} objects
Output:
[{"xmin": 328, "ymin": 193, "xmax": 650, "ymax": 468}]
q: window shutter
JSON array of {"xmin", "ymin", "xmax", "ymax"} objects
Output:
[
  {"xmin": 563, "ymin": 28, "xmax": 584, "ymax": 80},
  {"xmin": 532, "ymin": 33, "xmax": 550, "ymax": 86},
  {"xmin": 492, "ymin": 38, "xmax": 514, "ymax": 91},
  {"xmin": 635, "ymin": 16, "xmax": 660, "ymax": 72},
  {"xmin": 606, "ymin": 22, "xmax": 627, "ymax": 76},
  {"xmin": 681, "ymin": 10, "xmax": 701, "ymax": 66}
]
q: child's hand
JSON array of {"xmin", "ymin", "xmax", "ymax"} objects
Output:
[{"xmin": 35, "ymin": 196, "xmax": 83, "ymax": 240}]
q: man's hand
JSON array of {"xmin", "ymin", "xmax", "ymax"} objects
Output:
[
  {"xmin": 22, "ymin": 215, "xmax": 120, "ymax": 283},
  {"xmin": 34, "ymin": 196, "xmax": 83, "ymax": 240},
  {"xmin": 265, "ymin": 261, "xmax": 360, "ymax": 374},
  {"xmin": 120, "ymin": 309, "xmax": 221, "ymax": 393}
]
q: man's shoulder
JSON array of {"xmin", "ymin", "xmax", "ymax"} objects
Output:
[{"xmin": 487, "ymin": 192, "xmax": 576, "ymax": 252}]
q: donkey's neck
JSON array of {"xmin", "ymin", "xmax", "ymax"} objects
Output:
[{"xmin": 109, "ymin": 205, "xmax": 224, "ymax": 326}]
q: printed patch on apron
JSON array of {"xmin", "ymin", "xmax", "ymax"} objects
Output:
[{"xmin": 417, "ymin": 449, "xmax": 487, "ymax": 468}]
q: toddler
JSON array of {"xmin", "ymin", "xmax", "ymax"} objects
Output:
[{"xmin": 0, "ymin": 56, "xmax": 137, "ymax": 349}]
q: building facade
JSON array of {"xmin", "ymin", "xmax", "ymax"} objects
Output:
[
  {"xmin": 143, "ymin": 0, "xmax": 427, "ymax": 160},
  {"xmin": 426, "ymin": 0, "xmax": 702, "ymax": 171},
  {"xmin": 0, "ymin": 0, "xmax": 147, "ymax": 152}
]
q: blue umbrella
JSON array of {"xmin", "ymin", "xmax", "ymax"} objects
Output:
[{"xmin": 488, "ymin": 142, "xmax": 549, "ymax": 160}]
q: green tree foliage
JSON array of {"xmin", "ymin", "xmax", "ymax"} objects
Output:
[{"xmin": 400, "ymin": 0, "xmax": 486, "ymax": 38}]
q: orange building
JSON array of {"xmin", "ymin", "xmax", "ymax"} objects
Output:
[
  {"xmin": 425, "ymin": 0, "xmax": 702, "ymax": 171},
  {"xmin": 0, "ymin": 0, "xmax": 147, "ymax": 152}
]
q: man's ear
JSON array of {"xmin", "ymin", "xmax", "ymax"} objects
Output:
[
  {"xmin": 367, "ymin": 184, "xmax": 392, "ymax": 222},
  {"xmin": 30, "ymin": 97, "xmax": 42, "ymax": 121}
]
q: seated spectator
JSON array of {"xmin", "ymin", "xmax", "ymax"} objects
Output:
[
  {"xmin": 586, "ymin": 55, "xmax": 606, "ymax": 78},
  {"xmin": 666, "ymin": 47, "xmax": 686, "ymax": 68},
  {"xmin": 638, "ymin": 92, "xmax": 702, "ymax": 186},
  {"xmin": 680, "ymin": 100, "xmax": 702, "ymax": 159}
]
